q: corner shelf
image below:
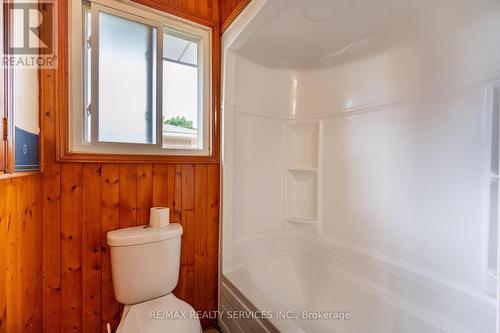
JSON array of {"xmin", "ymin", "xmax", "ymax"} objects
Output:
[
  {"xmin": 286, "ymin": 217, "xmax": 318, "ymax": 224},
  {"xmin": 286, "ymin": 122, "xmax": 320, "ymax": 169},
  {"xmin": 287, "ymin": 167, "xmax": 318, "ymax": 172},
  {"xmin": 284, "ymin": 120, "xmax": 322, "ymax": 233}
]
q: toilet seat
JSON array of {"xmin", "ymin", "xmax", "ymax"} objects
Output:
[{"xmin": 116, "ymin": 293, "xmax": 202, "ymax": 333}]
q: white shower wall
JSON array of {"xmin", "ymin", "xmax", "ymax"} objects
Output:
[
  {"xmin": 233, "ymin": 111, "xmax": 284, "ymax": 239},
  {"xmin": 230, "ymin": 57, "xmax": 289, "ymax": 242},
  {"xmin": 228, "ymin": 14, "xmax": 500, "ymax": 289},
  {"xmin": 222, "ymin": 0, "xmax": 500, "ymax": 330},
  {"xmin": 321, "ymin": 89, "xmax": 489, "ymax": 293}
]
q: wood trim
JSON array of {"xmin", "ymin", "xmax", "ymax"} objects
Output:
[
  {"xmin": 132, "ymin": 0, "xmax": 216, "ymax": 27},
  {"xmin": 0, "ymin": 100, "xmax": 4, "ymax": 172},
  {"xmin": 220, "ymin": 0, "xmax": 251, "ymax": 33},
  {"xmin": 1, "ymin": 1, "xmax": 7, "ymax": 173},
  {"xmin": 57, "ymin": 152, "xmax": 220, "ymax": 164},
  {"xmin": 56, "ymin": 1, "xmax": 221, "ymax": 164},
  {"xmin": 2, "ymin": 1, "xmax": 15, "ymax": 173},
  {"xmin": 0, "ymin": 34, "xmax": 4, "ymax": 173},
  {"xmin": 0, "ymin": 170, "xmax": 41, "ymax": 180}
]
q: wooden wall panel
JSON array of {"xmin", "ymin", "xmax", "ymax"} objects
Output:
[
  {"xmin": 41, "ymin": 62, "xmax": 62, "ymax": 333},
  {"xmin": 194, "ymin": 165, "xmax": 208, "ymax": 327},
  {"xmin": 5, "ymin": 179, "xmax": 17, "ymax": 333},
  {"xmin": 206, "ymin": 164, "xmax": 220, "ymax": 313},
  {"xmin": 172, "ymin": 165, "xmax": 183, "ymax": 223},
  {"xmin": 61, "ymin": 164, "xmax": 83, "ymax": 333},
  {"xmin": 152, "ymin": 164, "xmax": 168, "ymax": 208},
  {"xmin": 39, "ymin": 161, "xmax": 220, "ymax": 332},
  {"xmin": 119, "ymin": 165, "xmax": 138, "ymax": 229},
  {"xmin": 0, "ymin": 179, "xmax": 6, "ymax": 333},
  {"xmin": 0, "ymin": 175, "xmax": 43, "ymax": 333},
  {"xmin": 82, "ymin": 164, "xmax": 102, "ymax": 333},
  {"xmin": 133, "ymin": 0, "xmax": 219, "ymax": 26},
  {"xmin": 100, "ymin": 164, "xmax": 121, "ymax": 332},
  {"xmin": 137, "ymin": 164, "xmax": 153, "ymax": 226},
  {"xmin": 39, "ymin": 0, "xmax": 229, "ymax": 332},
  {"xmin": 16, "ymin": 175, "xmax": 43, "ymax": 332}
]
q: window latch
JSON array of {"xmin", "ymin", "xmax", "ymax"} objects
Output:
[
  {"xmin": 86, "ymin": 103, "xmax": 92, "ymax": 117},
  {"xmin": 86, "ymin": 35, "xmax": 92, "ymax": 50},
  {"xmin": 2, "ymin": 117, "xmax": 7, "ymax": 141}
]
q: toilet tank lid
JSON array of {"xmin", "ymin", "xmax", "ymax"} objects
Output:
[{"xmin": 107, "ymin": 224, "xmax": 183, "ymax": 247}]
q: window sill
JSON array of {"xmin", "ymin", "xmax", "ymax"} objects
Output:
[
  {"xmin": 0, "ymin": 171, "xmax": 42, "ymax": 180},
  {"xmin": 57, "ymin": 151, "xmax": 220, "ymax": 164}
]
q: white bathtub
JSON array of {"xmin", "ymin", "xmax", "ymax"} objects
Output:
[
  {"xmin": 219, "ymin": 233, "xmax": 495, "ymax": 333},
  {"xmin": 220, "ymin": 1, "xmax": 500, "ymax": 332}
]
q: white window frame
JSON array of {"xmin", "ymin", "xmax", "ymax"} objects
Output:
[{"xmin": 69, "ymin": 0, "xmax": 212, "ymax": 156}]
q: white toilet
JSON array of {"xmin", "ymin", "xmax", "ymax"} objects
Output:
[{"xmin": 107, "ymin": 223, "xmax": 202, "ymax": 333}]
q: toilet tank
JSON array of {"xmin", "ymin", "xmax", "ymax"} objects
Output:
[{"xmin": 107, "ymin": 224, "xmax": 183, "ymax": 305}]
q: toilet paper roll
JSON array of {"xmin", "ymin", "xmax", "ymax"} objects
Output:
[{"xmin": 149, "ymin": 207, "xmax": 170, "ymax": 227}]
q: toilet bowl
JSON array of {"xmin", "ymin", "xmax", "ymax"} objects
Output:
[
  {"xmin": 107, "ymin": 224, "xmax": 201, "ymax": 333},
  {"xmin": 117, "ymin": 294, "xmax": 201, "ymax": 333}
]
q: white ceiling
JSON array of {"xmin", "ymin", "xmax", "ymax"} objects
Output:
[{"xmin": 235, "ymin": 0, "xmax": 498, "ymax": 69}]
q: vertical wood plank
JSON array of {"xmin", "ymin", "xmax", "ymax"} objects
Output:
[
  {"xmin": 166, "ymin": 165, "xmax": 176, "ymax": 222},
  {"xmin": 174, "ymin": 165, "xmax": 182, "ymax": 224},
  {"xmin": 210, "ymin": 0, "xmax": 219, "ymax": 21},
  {"xmin": 100, "ymin": 165, "xmax": 121, "ymax": 333},
  {"xmin": 0, "ymin": 180, "xmax": 6, "ymax": 333},
  {"xmin": 21, "ymin": 176, "xmax": 43, "ymax": 332},
  {"xmin": 152, "ymin": 164, "xmax": 168, "ymax": 208},
  {"xmin": 168, "ymin": 0, "xmax": 183, "ymax": 9},
  {"xmin": 119, "ymin": 165, "xmax": 137, "ymax": 228},
  {"xmin": 166, "ymin": 165, "xmax": 182, "ymax": 223},
  {"xmin": 137, "ymin": 164, "xmax": 153, "ymax": 226},
  {"xmin": 194, "ymin": 165, "xmax": 208, "ymax": 325},
  {"xmin": 176, "ymin": 164, "xmax": 185, "ymax": 298},
  {"xmin": 41, "ymin": 61, "xmax": 62, "ymax": 333},
  {"xmin": 61, "ymin": 164, "xmax": 83, "ymax": 333},
  {"xmin": 206, "ymin": 165, "xmax": 219, "ymax": 315},
  {"xmin": 183, "ymin": 0, "xmax": 196, "ymax": 14},
  {"xmin": 42, "ymin": 161, "xmax": 62, "ymax": 333},
  {"xmin": 181, "ymin": 164, "xmax": 195, "ymax": 303},
  {"xmin": 196, "ymin": 0, "xmax": 209, "ymax": 18},
  {"xmin": 16, "ymin": 177, "xmax": 28, "ymax": 333},
  {"xmin": 41, "ymin": 1, "xmax": 62, "ymax": 328},
  {"xmin": 5, "ymin": 179, "xmax": 17, "ymax": 333},
  {"xmin": 32, "ymin": 176, "xmax": 44, "ymax": 332},
  {"xmin": 17, "ymin": 176, "xmax": 39, "ymax": 333},
  {"xmin": 82, "ymin": 164, "xmax": 102, "ymax": 333}
]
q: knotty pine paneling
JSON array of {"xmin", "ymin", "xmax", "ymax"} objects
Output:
[
  {"xmin": 134, "ymin": 0, "xmax": 219, "ymax": 26},
  {"xmin": 42, "ymin": 161, "xmax": 220, "ymax": 333},
  {"xmin": 39, "ymin": 1, "xmax": 228, "ymax": 332},
  {"xmin": 100, "ymin": 164, "xmax": 121, "ymax": 331},
  {"xmin": 0, "ymin": 174, "xmax": 43, "ymax": 333}
]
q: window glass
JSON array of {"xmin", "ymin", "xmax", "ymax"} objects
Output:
[
  {"xmin": 83, "ymin": 7, "xmax": 91, "ymax": 143},
  {"xmin": 0, "ymin": 2, "xmax": 6, "ymax": 171},
  {"xmin": 97, "ymin": 11, "xmax": 157, "ymax": 144},
  {"xmin": 162, "ymin": 30, "xmax": 201, "ymax": 150}
]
